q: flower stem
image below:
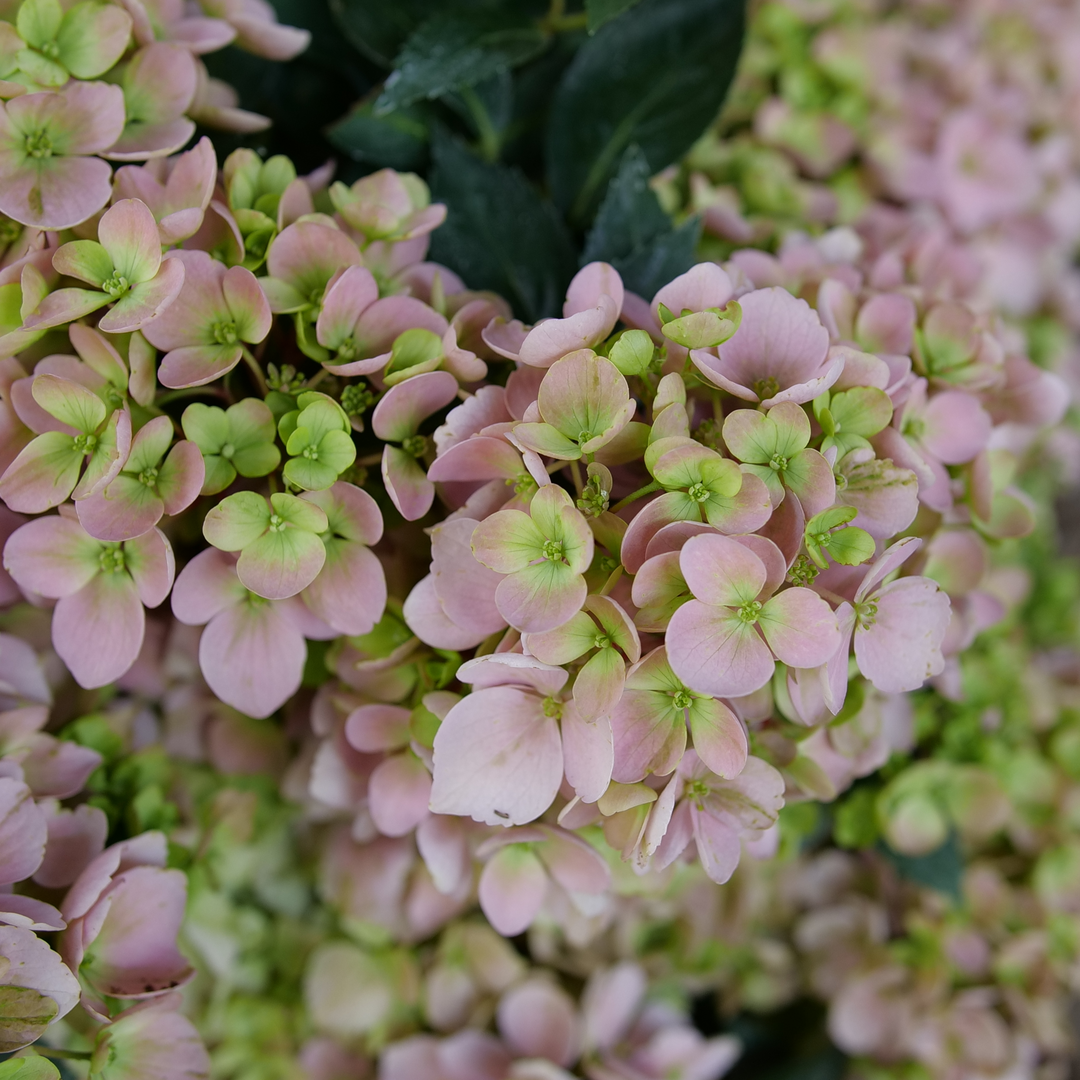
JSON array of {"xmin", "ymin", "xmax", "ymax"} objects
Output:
[
  {"xmin": 241, "ymin": 345, "xmax": 269, "ymax": 397},
  {"xmin": 459, "ymin": 84, "xmax": 500, "ymax": 163},
  {"xmin": 305, "ymin": 368, "xmax": 329, "ymax": 391},
  {"xmin": 36, "ymin": 1048, "xmax": 93, "ymax": 1061},
  {"xmin": 570, "ymin": 457, "xmax": 584, "ymax": 495},
  {"xmin": 611, "ymin": 480, "xmax": 662, "ymax": 513},
  {"xmin": 156, "ymin": 386, "xmax": 229, "ymax": 405},
  {"xmin": 599, "ymin": 565, "xmax": 624, "ymax": 596}
]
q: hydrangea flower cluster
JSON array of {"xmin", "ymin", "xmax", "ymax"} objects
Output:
[
  {"xmin": 1, "ymin": 0, "xmax": 1079, "ymax": 1077},
  {"xmin": 0, "ymin": 121, "xmax": 1067, "ymax": 1074}
]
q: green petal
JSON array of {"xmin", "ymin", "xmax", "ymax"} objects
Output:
[
  {"xmin": 829, "ymin": 387, "xmax": 893, "ymax": 438},
  {"xmin": 283, "ymin": 456, "xmax": 338, "ymax": 491},
  {"xmin": 232, "ymin": 442, "xmax": 280, "ymax": 478},
  {"xmin": 17, "ymin": 0, "xmax": 62, "ymax": 49},
  {"xmin": 227, "ymin": 398, "xmax": 279, "ymax": 450},
  {"xmin": 313, "ymin": 429, "xmax": 356, "ymax": 474},
  {"xmin": 512, "ymin": 422, "xmax": 582, "ymax": 461},
  {"xmin": 700, "ymin": 456, "xmax": 743, "ymax": 499},
  {"xmin": 16, "ymin": 46, "xmax": 67, "ymax": 86},
  {"xmin": 200, "ymin": 455, "xmax": 236, "ymax": 496},
  {"xmin": 203, "ymin": 490, "xmax": 271, "ymax": 550},
  {"xmin": 824, "ymin": 525, "xmax": 876, "ymax": 566},
  {"xmin": 181, "ymin": 402, "xmax": 229, "ymax": 454},
  {"xmin": 56, "ymin": 0, "xmax": 132, "ymax": 80},
  {"xmin": 124, "ymin": 415, "xmax": 172, "ymax": 475},
  {"xmin": 269, "ymin": 491, "xmax": 328, "ymax": 533},
  {"xmin": 51, "ymin": 239, "xmax": 113, "ymax": 289},
  {"xmin": 32, "ymin": 374, "xmax": 106, "ymax": 434},
  {"xmin": 237, "ymin": 526, "xmax": 326, "ymax": 600}
]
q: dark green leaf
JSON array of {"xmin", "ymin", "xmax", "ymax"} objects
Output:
[
  {"xmin": 326, "ymin": 101, "xmax": 429, "ymax": 171},
  {"xmin": 547, "ymin": 0, "xmax": 745, "ymax": 223},
  {"xmin": 583, "ymin": 145, "xmax": 668, "ymax": 260},
  {"xmin": 610, "ymin": 219, "xmax": 700, "ymax": 300},
  {"xmin": 376, "ymin": 13, "xmax": 548, "ymax": 114},
  {"xmin": 586, "ymin": 0, "xmax": 643, "ymax": 33},
  {"xmin": 583, "ymin": 145, "xmax": 700, "ymax": 297},
  {"xmin": 328, "ymin": 0, "xmax": 446, "ymax": 67},
  {"xmin": 428, "ymin": 130, "xmax": 577, "ymax": 322},
  {"xmin": 880, "ymin": 832, "xmax": 963, "ymax": 902}
]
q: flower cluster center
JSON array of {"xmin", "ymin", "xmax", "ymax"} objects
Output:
[
  {"xmin": 541, "ymin": 539, "xmax": 564, "ymax": 562},
  {"xmin": 268, "ymin": 513, "xmax": 286, "ymax": 533},
  {"xmin": 213, "ymin": 320, "xmax": 239, "ymax": 345},
  {"xmin": 687, "ymin": 481, "xmax": 710, "ymax": 503},
  {"xmin": 24, "ymin": 130, "xmax": 53, "ymax": 159},
  {"xmin": 101, "ymin": 273, "xmax": 130, "ymax": 298},
  {"xmin": 99, "ymin": 546, "xmax": 125, "ymax": 574},
  {"xmin": 738, "ymin": 600, "xmax": 763, "ymax": 623}
]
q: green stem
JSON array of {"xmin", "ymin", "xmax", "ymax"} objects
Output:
[
  {"xmin": 459, "ymin": 84, "xmax": 500, "ymax": 163},
  {"xmin": 155, "ymin": 386, "xmax": 229, "ymax": 406},
  {"xmin": 611, "ymin": 479, "xmax": 662, "ymax": 513},
  {"xmin": 570, "ymin": 457, "xmax": 584, "ymax": 496},
  {"xmin": 599, "ymin": 565, "xmax": 624, "ymax": 596},
  {"xmin": 357, "ymin": 452, "xmax": 383, "ymax": 467},
  {"xmin": 241, "ymin": 345, "xmax": 269, "ymax": 397},
  {"xmin": 305, "ymin": 368, "xmax": 329, "ymax": 391},
  {"xmin": 36, "ymin": 1048, "xmax": 94, "ymax": 1061}
]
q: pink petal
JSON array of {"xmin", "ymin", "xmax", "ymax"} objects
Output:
[
  {"xmin": 19, "ymin": 733, "xmax": 101, "ymax": 798},
  {"xmin": 690, "ymin": 805, "xmax": 742, "ymax": 884},
  {"xmin": 667, "ymin": 601, "xmax": 775, "ymax": 698},
  {"xmin": 854, "ymin": 577, "xmax": 950, "ymax": 693},
  {"xmin": 77, "ymin": 475, "xmax": 165, "ymax": 541},
  {"xmin": 301, "ymin": 539, "xmax": 386, "ymax": 636},
  {"xmin": 456, "ymin": 653, "xmax": 569, "ymax": 696},
  {"xmin": 53, "ymin": 571, "xmax": 144, "ymax": 688},
  {"xmin": 495, "ymin": 560, "xmax": 587, "ymax": 634},
  {"xmin": 369, "ymin": 753, "xmax": 433, "ymax": 838},
  {"xmin": 713, "ymin": 287, "xmax": 831, "ymax": 391},
  {"xmin": 482, "ymin": 317, "xmax": 529, "ymax": 361},
  {"xmin": 0, "ymin": 776, "xmax": 45, "ymax": 885},
  {"xmin": 478, "ymin": 845, "xmax": 547, "ymax": 937},
  {"xmin": 431, "ymin": 686, "xmax": 563, "ymax": 826},
  {"xmin": 688, "ymin": 698, "xmax": 747, "ymax": 780},
  {"xmin": 560, "ymin": 700, "xmax": 613, "ymax": 803},
  {"xmin": 920, "ymin": 390, "xmax": 993, "ymax": 465},
  {"xmin": 344, "ymin": 703, "xmax": 412, "ymax": 753},
  {"xmin": 0, "ymin": 925, "xmax": 81, "ymax": 1033},
  {"xmin": 498, "ymin": 980, "xmax": 580, "ymax": 1067},
  {"xmin": 124, "ymin": 526, "xmax": 175, "ymax": 607},
  {"xmin": 518, "ymin": 297, "xmax": 619, "ymax": 368},
  {"xmin": 372, "ymin": 370, "xmax": 459, "ymax": 443},
  {"xmin": 98, "ymin": 256, "xmax": 186, "ymax": 334},
  {"xmin": 430, "ymin": 517, "xmax": 505, "ymax": 636},
  {"xmin": 652, "ymin": 262, "xmax": 734, "ymax": 317},
  {"xmin": 315, "ymin": 264, "xmax": 378, "ymax": 347},
  {"xmin": 680, "ymin": 533, "xmax": 767, "ymax": 607},
  {"xmin": 564, "ymin": 261, "xmax": 624, "ymax": 318},
  {"xmin": 402, "ymin": 573, "xmax": 489, "ymax": 651},
  {"xmin": 79, "ymin": 866, "xmax": 192, "ymax": 998},
  {"xmin": 170, "ymin": 547, "xmax": 245, "ymax": 625},
  {"xmin": 3, "ymin": 514, "xmax": 101, "ymax": 596},
  {"xmin": 199, "ymin": 599, "xmax": 305, "ymax": 718},
  {"xmin": 98, "ymin": 199, "xmax": 162, "ymax": 284},
  {"xmin": 34, "ymin": 803, "xmax": 108, "ymax": 889},
  {"xmin": 758, "ymin": 588, "xmax": 840, "ymax": 668},
  {"xmin": 382, "ymin": 445, "xmax": 435, "ymax": 521}
]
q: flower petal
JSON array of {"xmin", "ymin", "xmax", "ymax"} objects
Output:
[
  {"xmin": 199, "ymin": 598, "xmax": 306, "ymax": 718},
  {"xmin": 431, "ymin": 686, "xmax": 563, "ymax": 826},
  {"xmin": 667, "ymin": 601, "xmax": 775, "ymax": 698},
  {"xmin": 53, "ymin": 571, "xmax": 144, "ymax": 688}
]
